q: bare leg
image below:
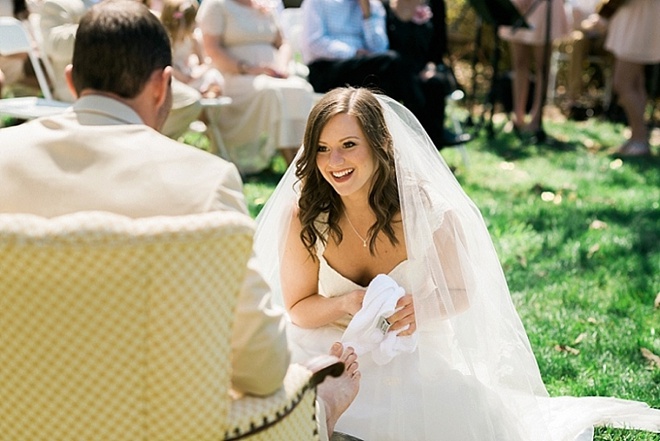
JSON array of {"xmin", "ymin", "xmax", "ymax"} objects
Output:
[
  {"xmin": 317, "ymin": 342, "xmax": 360, "ymax": 437},
  {"xmin": 612, "ymin": 59, "xmax": 651, "ymax": 156},
  {"xmin": 527, "ymin": 43, "xmax": 549, "ymax": 133},
  {"xmin": 613, "ymin": 59, "xmax": 649, "ymax": 147},
  {"xmin": 567, "ymin": 31, "xmax": 587, "ymax": 104},
  {"xmin": 510, "ymin": 42, "xmax": 531, "ymax": 130}
]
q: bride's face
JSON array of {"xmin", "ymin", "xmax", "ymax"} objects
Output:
[{"xmin": 315, "ymin": 113, "xmax": 376, "ymax": 199}]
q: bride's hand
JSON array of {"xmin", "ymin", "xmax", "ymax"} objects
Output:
[
  {"xmin": 387, "ymin": 294, "xmax": 416, "ymax": 336},
  {"xmin": 342, "ymin": 289, "xmax": 365, "ymax": 316}
]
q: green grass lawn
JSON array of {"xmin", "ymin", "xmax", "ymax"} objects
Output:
[{"xmin": 239, "ymin": 110, "xmax": 660, "ymax": 440}]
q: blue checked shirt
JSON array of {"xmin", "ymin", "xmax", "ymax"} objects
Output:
[{"xmin": 300, "ymin": 0, "xmax": 389, "ymax": 64}]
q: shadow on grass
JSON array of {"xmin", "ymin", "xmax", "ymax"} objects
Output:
[
  {"xmin": 466, "ymin": 124, "xmax": 581, "ymax": 161},
  {"xmin": 466, "ymin": 119, "xmax": 660, "ymax": 174},
  {"xmin": 508, "ymin": 201, "xmax": 659, "ymax": 297}
]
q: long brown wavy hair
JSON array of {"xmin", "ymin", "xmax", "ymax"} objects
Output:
[{"xmin": 295, "ymin": 87, "xmax": 400, "ymax": 258}]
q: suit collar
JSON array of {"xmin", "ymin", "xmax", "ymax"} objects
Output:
[{"xmin": 73, "ymin": 95, "xmax": 144, "ymax": 126}]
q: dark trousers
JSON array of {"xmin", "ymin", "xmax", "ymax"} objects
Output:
[{"xmin": 308, "ymin": 51, "xmax": 447, "ymax": 147}]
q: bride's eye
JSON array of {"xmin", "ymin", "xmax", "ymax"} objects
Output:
[
  {"xmin": 343, "ymin": 141, "xmax": 356, "ymax": 148},
  {"xmin": 317, "ymin": 145, "xmax": 329, "ymax": 152}
]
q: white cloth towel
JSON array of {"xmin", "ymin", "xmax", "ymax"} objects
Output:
[{"xmin": 341, "ymin": 274, "xmax": 418, "ymax": 365}]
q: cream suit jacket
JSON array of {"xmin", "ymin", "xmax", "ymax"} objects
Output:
[{"xmin": 0, "ymin": 95, "xmax": 290, "ymax": 397}]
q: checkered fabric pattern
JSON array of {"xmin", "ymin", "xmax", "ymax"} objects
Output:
[
  {"xmin": 0, "ymin": 211, "xmax": 256, "ymax": 441},
  {"xmin": 0, "ymin": 210, "xmax": 324, "ymax": 441}
]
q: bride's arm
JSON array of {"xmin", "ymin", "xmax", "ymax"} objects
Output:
[
  {"xmin": 280, "ymin": 209, "xmax": 365, "ymax": 328},
  {"xmin": 432, "ymin": 209, "xmax": 472, "ymax": 317}
]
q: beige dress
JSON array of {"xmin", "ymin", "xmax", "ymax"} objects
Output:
[
  {"xmin": 499, "ymin": 0, "xmax": 569, "ymax": 45},
  {"xmin": 605, "ymin": 0, "xmax": 660, "ymax": 63},
  {"xmin": 197, "ymin": 0, "xmax": 315, "ymax": 174}
]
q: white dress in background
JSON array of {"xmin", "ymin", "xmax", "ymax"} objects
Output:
[
  {"xmin": 499, "ymin": 0, "xmax": 570, "ymax": 45},
  {"xmin": 196, "ymin": 0, "xmax": 315, "ymax": 174},
  {"xmin": 604, "ymin": 0, "xmax": 660, "ymax": 64}
]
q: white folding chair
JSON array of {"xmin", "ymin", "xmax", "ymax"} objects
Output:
[
  {"xmin": 277, "ymin": 7, "xmax": 315, "ymax": 80},
  {"xmin": 0, "ymin": 96, "xmax": 69, "ymax": 120},
  {"xmin": 279, "ymin": 8, "xmax": 304, "ymax": 63},
  {"xmin": 0, "ymin": 16, "xmax": 69, "ymax": 122},
  {"xmin": 26, "ymin": 12, "xmax": 60, "ymax": 94},
  {"xmin": 198, "ymin": 96, "xmax": 233, "ymax": 160},
  {"xmin": 0, "ymin": 16, "xmax": 52, "ymax": 100}
]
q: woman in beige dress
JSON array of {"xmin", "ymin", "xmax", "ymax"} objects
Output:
[{"xmin": 197, "ymin": 0, "xmax": 315, "ymax": 174}]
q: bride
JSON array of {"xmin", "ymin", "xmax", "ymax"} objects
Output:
[{"xmin": 253, "ymin": 87, "xmax": 660, "ymax": 440}]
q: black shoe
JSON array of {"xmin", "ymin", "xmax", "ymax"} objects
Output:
[
  {"xmin": 531, "ymin": 128, "xmax": 547, "ymax": 144},
  {"xmin": 441, "ymin": 129, "xmax": 472, "ymax": 147}
]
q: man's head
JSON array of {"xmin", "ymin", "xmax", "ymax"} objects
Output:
[{"xmin": 66, "ymin": 0, "xmax": 174, "ymax": 129}]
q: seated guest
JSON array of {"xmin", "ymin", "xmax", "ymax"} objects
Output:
[
  {"xmin": 383, "ymin": 0, "xmax": 470, "ymax": 147},
  {"xmin": 0, "ymin": 2, "xmax": 359, "ymax": 439},
  {"xmin": 300, "ymin": 0, "xmax": 459, "ymax": 149},
  {"xmin": 197, "ymin": 0, "xmax": 316, "ymax": 172},
  {"xmin": 38, "ymin": 0, "xmax": 202, "ymax": 140},
  {"xmin": 160, "ymin": 0, "xmax": 225, "ymax": 98}
]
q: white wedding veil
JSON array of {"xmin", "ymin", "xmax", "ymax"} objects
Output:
[{"xmin": 253, "ymin": 91, "xmax": 660, "ymax": 440}]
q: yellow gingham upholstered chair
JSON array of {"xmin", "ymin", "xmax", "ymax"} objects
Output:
[{"xmin": 0, "ymin": 211, "xmax": 343, "ymax": 441}]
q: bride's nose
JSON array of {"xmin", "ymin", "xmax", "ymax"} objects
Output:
[{"xmin": 328, "ymin": 149, "xmax": 344, "ymax": 166}]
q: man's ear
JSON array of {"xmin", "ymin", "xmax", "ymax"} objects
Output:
[
  {"xmin": 64, "ymin": 64, "xmax": 78, "ymax": 99},
  {"xmin": 153, "ymin": 66, "xmax": 173, "ymax": 108}
]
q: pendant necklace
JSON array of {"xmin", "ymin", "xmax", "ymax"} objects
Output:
[{"xmin": 345, "ymin": 213, "xmax": 368, "ymax": 248}]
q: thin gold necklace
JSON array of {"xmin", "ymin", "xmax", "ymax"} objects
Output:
[{"xmin": 345, "ymin": 213, "xmax": 368, "ymax": 248}]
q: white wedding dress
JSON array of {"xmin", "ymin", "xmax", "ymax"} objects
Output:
[
  {"xmin": 254, "ymin": 92, "xmax": 660, "ymax": 441},
  {"xmin": 287, "ymin": 236, "xmax": 530, "ymax": 440}
]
